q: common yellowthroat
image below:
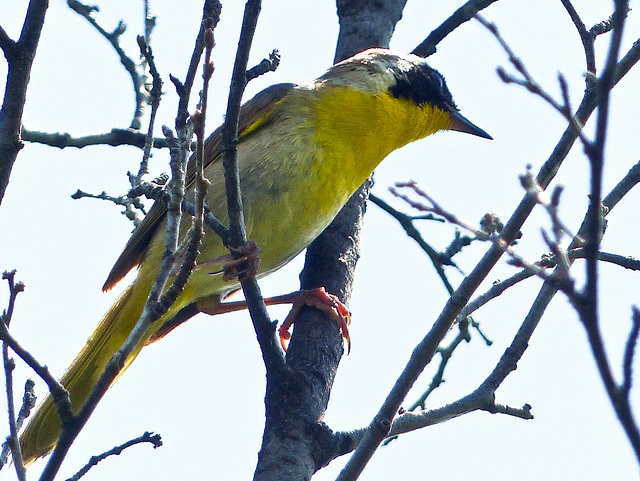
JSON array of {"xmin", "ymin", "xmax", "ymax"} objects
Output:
[{"xmin": 19, "ymin": 48, "xmax": 491, "ymax": 464}]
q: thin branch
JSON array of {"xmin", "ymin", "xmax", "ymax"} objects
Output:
[
  {"xmin": 589, "ymin": 251, "xmax": 640, "ymax": 270},
  {"xmin": 65, "ymin": 431, "xmax": 162, "ymax": 481},
  {"xmin": 371, "ymin": 193, "xmax": 494, "ymax": 343},
  {"xmin": 390, "ymin": 182, "xmax": 491, "ymax": 239},
  {"xmin": 589, "ymin": 4, "xmax": 630, "ymax": 37},
  {"xmin": 337, "ymin": 273, "xmax": 547, "ymax": 456},
  {"xmin": 603, "ymin": 159, "xmax": 640, "ymax": 210},
  {"xmin": 2, "ymin": 359, "xmax": 24, "ymax": 480},
  {"xmin": 459, "ymin": 268, "xmax": 535, "ymax": 322},
  {"xmin": 38, "ymin": 4, "xmax": 221, "ymax": 479},
  {"xmin": 559, "ymin": 0, "xmax": 597, "ymax": 78},
  {"xmin": 0, "ymin": 0, "xmax": 49, "ymax": 204},
  {"xmin": 389, "ymin": 158, "xmax": 640, "ymax": 344},
  {"xmin": 222, "ymin": 8, "xmax": 254, "ymax": 247},
  {"xmin": 369, "ymin": 194, "xmax": 454, "ymax": 282},
  {"xmin": 221, "ymin": 0, "xmax": 285, "ymax": 375},
  {"xmin": 21, "ymin": 127, "xmax": 185, "ymax": 150},
  {"xmin": 143, "ymin": 0, "xmax": 156, "ymax": 44},
  {"xmin": 127, "ymin": 182, "xmax": 230, "ymax": 243},
  {"xmin": 1, "ymin": 271, "xmax": 26, "ymax": 479},
  {"xmin": 245, "ymin": 49, "xmax": 280, "ymax": 82},
  {"xmin": 575, "ymin": 1, "xmax": 640, "ymax": 462},
  {"xmin": 337, "ymin": 386, "xmax": 532, "ymax": 457},
  {"xmin": 408, "ymin": 319, "xmax": 471, "ymax": 411},
  {"xmin": 390, "ymin": 182, "xmax": 548, "ymax": 282},
  {"xmin": 622, "ymin": 308, "xmax": 640, "ymax": 401},
  {"xmin": 612, "ymin": 39, "xmax": 640, "ymax": 92},
  {"xmin": 411, "ymin": 0, "xmax": 499, "ymax": 57},
  {"xmin": 458, "ymin": 246, "xmax": 640, "ymax": 325},
  {"xmin": 134, "ymin": 35, "xmax": 163, "ymax": 182},
  {"xmin": 67, "ymin": 0, "xmax": 150, "ymax": 129},
  {"xmin": 476, "ymin": 14, "xmax": 589, "ymax": 144},
  {"xmin": 489, "ymin": 18, "xmax": 640, "ymax": 465},
  {"xmin": 484, "ymin": 153, "xmax": 640, "ymax": 472},
  {"xmin": 0, "ymin": 380, "xmax": 36, "ymax": 468},
  {"xmin": 184, "ymin": 22, "xmax": 214, "ymax": 353},
  {"xmin": 0, "ymin": 293, "xmax": 72, "ymax": 430},
  {"xmin": 71, "ymin": 189, "xmax": 147, "ymax": 226},
  {"xmin": 0, "ymin": 271, "xmax": 22, "ymax": 332},
  {"xmin": 370, "ymin": 198, "xmax": 502, "ymax": 414},
  {"xmin": 171, "ymin": 0, "xmax": 220, "ymax": 131},
  {"xmin": 338, "ymin": 15, "xmax": 640, "ymax": 477},
  {"xmin": 583, "ymin": 0, "xmax": 627, "ymax": 307}
]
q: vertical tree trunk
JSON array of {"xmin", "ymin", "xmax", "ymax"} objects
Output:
[{"xmin": 252, "ymin": 1, "xmax": 408, "ymax": 480}]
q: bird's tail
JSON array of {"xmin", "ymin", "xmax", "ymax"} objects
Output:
[{"xmin": 19, "ymin": 282, "xmax": 147, "ymax": 465}]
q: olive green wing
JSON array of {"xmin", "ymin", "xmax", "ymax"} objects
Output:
[{"xmin": 102, "ymin": 82, "xmax": 296, "ymax": 291}]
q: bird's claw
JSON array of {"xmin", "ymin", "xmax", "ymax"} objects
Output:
[
  {"xmin": 277, "ymin": 287, "xmax": 351, "ymax": 353},
  {"xmin": 197, "ymin": 239, "xmax": 262, "ymax": 281}
]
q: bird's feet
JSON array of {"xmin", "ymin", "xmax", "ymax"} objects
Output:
[
  {"xmin": 270, "ymin": 288, "xmax": 351, "ymax": 353},
  {"xmin": 195, "ymin": 239, "xmax": 262, "ymax": 281},
  {"xmin": 168, "ymin": 286, "xmax": 351, "ymax": 353}
]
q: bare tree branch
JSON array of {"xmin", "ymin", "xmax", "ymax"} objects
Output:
[
  {"xmin": 245, "ymin": 49, "xmax": 281, "ymax": 82},
  {"xmin": 20, "ymin": 127, "xmax": 183, "ymax": 150},
  {"xmin": 0, "ymin": 380, "xmax": 36, "ymax": 469},
  {"xmin": 65, "ymin": 431, "xmax": 162, "ymax": 481},
  {"xmin": 476, "ymin": 14, "xmax": 590, "ymax": 144},
  {"xmin": 338, "ymin": 8, "xmax": 640, "ymax": 478},
  {"xmin": 622, "ymin": 308, "xmax": 640, "ymax": 402},
  {"xmin": 0, "ymin": 0, "xmax": 49, "ymax": 204},
  {"xmin": 217, "ymin": 0, "xmax": 287, "ymax": 381},
  {"xmin": 67, "ymin": 0, "xmax": 152, "ymax": 130},
  {"xmin": 412, "ymin": 0, "xmax": 499, "ymax": 57},
  {"xmin": 0, "ymin": 289, "xmax": 73, "ymax": 436},
  {"xmin": 571, "ymin": 0, "xmax": 640, "ymax": 462},
  {"xmin": 37, "ymin": 4, "xmax": 221, "ymax": 479},
  {"xmin": 408, "ymin": 319, "xmax": 471, "ymax": 411},
  {"xmin": 337, "ymin": 384, "xmax": 532, "ymax": 457},
  {"xmin": 1, "ymin": 271, "xmax": 26, "ymax": 479},
  {"xmin": 134, "ymin": 35, "xmax": 163, "ymax": 183},
  {"xmin": 559, "ymin": 0, "xmax": 597, "ymax": 77}
]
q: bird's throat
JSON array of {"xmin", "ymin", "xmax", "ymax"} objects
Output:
[{"xmin": 312, "ymin": 86, "xmax": 451, "ymax": 177}]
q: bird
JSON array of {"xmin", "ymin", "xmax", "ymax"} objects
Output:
[{"xmin": 18, "ymin": 48, "xmax": 491, "ymax": 464}]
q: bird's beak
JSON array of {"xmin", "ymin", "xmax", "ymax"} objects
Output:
[{"xmin": 448, "ymin": 110, "xmax": 492, "ymax": 140}]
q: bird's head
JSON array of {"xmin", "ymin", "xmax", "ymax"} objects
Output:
[{"xmin": 315, "ymin": 48, "xmax": 492, "ymax": 140}]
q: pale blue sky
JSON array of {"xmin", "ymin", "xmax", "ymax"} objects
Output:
[{"xmin": 1, "ymin": 1, "xmax": 639, "ymax": 480}]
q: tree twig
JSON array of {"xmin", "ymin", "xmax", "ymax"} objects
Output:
[
  {"xmin": 0, "ymin": 278, "xmax": 73, "ymax": 433},
  {"xmin": 622, "ymin": 308, "xmax": 640, "ymax": 401},
  {"xmin": 575, "ymin": 0, "xmax": 640, "ymax": 462},
  {"xmin": 475, "ymin": 14, "xmax": 590, "ymax": 144},
  {"xmin": 220, "ymin": 0, "xmax": 284, "ymax": 375},
  {"xmin": 337, "ymin": 11, "xmax": 640, "ymax": 477},
  {"xmin": 37, "ymin": 4, "xmax": 221, "ymax": 479},
  {"xmin": 559, "ymin": 0, "xmax": 597, "ymax": 77},
  {"xmin": 411, "ymin": 0, "xmax": 499, "ymax": 57},
  {"xmin": 1, "ymin": 271, "xmax": 26, "ymax": 479},
  {"xmin": 0, "ymin": 0, "xmax": 49, "ymax": 204},
  {"xmin": 408, "ymin": 319, "xmax": 471, "ymax": 411},
  {"xmin": 67, "ymin": 0, "xmax": 152, "ymax": 129},
  {"xmin": 65, "ymin": 431, "xmax": 162, "ymax": 481},
  {"xmin": 336, "ymin": 384, "xmax": 532, "ymax": 457},
  {"xmin": 71, "ymin": 189, "xmax": 147, "ymax": 226},
  {"xmin": 245, "ymin": 49, "xmax": 280, "ymax": 82},
  {"xmin": 134, "ymin": 35, "xmax": 163, "ymax": 183},
  {"xmin": 21, "ymin": 127, "xmax": 186, "ymax": 150},
  {"xmin": 0, "ymin": 379, "xmax": 36, "ymax": 468}
]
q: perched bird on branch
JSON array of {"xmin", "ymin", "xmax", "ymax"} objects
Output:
[{"xmin": 19, "ymin": 48, "xmax": 491, "ymax": 464}]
